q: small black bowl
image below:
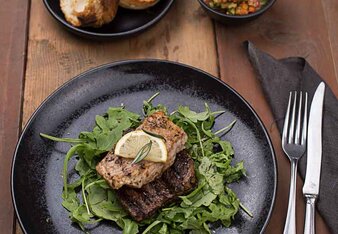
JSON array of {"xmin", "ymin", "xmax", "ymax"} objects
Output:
[
  {"xmin": 198, "ymin": 0, "xmax": 276, "ymax": 24},
  {"xmin": 43, "ymin": 0, "xmax": 175, "ymax": 40}
]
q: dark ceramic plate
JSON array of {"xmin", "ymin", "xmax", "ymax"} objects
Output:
[
  {"xmin": 11, "ymin": 60, "xmax": 277, "ymax": 234},
  {"xmin": 43, "ymin": 0, "xmax": 174, "ymax": 39}
]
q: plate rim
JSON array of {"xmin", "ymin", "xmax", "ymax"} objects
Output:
[
  {"xmin": 11, "ymin": 59, "xmax": 277, "ymax": 234},
  {"xmin": 42, "ymin": 0, "xmax": 175, "ymax": 38}
]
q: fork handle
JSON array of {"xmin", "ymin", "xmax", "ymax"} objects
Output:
[
  {"xmin": 304, "ymin": 194, "xmax": 317, "ymax": 234},
  {"xmin": 283, "ymin": 159, "xmax": 298, "ymax": 234}
]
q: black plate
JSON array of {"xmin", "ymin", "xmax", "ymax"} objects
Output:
[
  {"xmin": 43, "ymin": 0, "xmax": 174, "ymax": 39},
  {"xmin": 11, "ymin": 60, "xmax": 277, "ymax": 233}
]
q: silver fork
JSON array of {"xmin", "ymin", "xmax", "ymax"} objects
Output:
[{"xmin": 282, "ymin": 91, "xmax": 308, "ymax": 234}]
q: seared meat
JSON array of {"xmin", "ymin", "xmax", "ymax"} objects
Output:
[
  {"xmin": 137, "ymin": 111, "xmax": 187, "ymax": 168},
  {"xmin": 60, "ymin": 0, "xmax": 119, "ymax": 27},
  {"xmin": 116, "ymin": 150, "xmax": 197, "ymax": 221},
  {"xmin": 96, "ymin": 111, "xmax": 188, "ymax": 189},
  {"xmin": 96, "ymin": 154, "xmax": 166, "ymax": 189}
]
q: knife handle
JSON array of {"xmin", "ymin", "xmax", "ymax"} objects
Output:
[{"xmin": 304, "ymin": 194, "xmax": 317, "ymax": 234}]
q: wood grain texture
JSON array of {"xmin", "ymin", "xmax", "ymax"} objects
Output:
[
  {"xmin": 215, "ymin": 0, "xmax": 337, "ymax": 233},
  {"xmin": 322, "ymin": 0, "xmax": 338, "ymax": 84},
  {"xmin": 0, "ymin": 0, "xmax": 30, "ymax": 233},
  {"xmin": 17, "ymin": 0, "xmax": 217, "ymax": 233}
]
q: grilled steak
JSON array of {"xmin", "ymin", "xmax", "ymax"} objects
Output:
[
  {"xmin": 116, "ymin": 150, "xmax": 197, "ymax": 221},
  {"xmin": 96, "ymin": 111, "xmax": 188, "ymax": 189}
]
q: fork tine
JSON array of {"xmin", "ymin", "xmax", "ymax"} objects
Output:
[
  {"xmin": 288, "ymin": 92, "xmax": 297, "ymax": 144},
  {"xmin": 295, "ymin": 91, "xmax": 303, "ymax": 144},
  {"xmin": 301, "ymin": 92, "xmax": 308, "ymax": 145},
  {"xmin": 282, "ymin": 92, "xmax": 292, "ymax": 145}
]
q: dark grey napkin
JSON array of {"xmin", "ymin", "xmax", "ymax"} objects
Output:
[{"xmin": 245, "ymin": 41, "xmax": 338, "ymax": 232}]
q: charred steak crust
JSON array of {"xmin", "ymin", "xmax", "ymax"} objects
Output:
[{"xmin": 116, "ymin": 150, "xmax": 197, "ymax": 222}]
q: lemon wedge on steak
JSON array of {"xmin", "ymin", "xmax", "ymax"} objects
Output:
[{"xmin": 114, "ymin": 130, "xmax": 167, "ymax": 163}]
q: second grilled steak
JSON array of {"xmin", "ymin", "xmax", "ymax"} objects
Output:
[{"xmin": 116, "ymin": 150, "xmax": 197, "ymax": 222}]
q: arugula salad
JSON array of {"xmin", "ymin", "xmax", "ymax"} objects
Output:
[{"xmin": 41, "ymin": 93, "xmax": 249, "ymax": 233}]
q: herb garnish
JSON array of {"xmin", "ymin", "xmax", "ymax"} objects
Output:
[
  {"xmin": 142, "ymin": 92, "xmax": 167, "ymax": 116},
  {"xmin": 142, "ymin": 129, "xmax": 166, "ymax": 142},
  {"xmin": 131, "ymin": 141, "xmax": 153, "ymax": 164}
]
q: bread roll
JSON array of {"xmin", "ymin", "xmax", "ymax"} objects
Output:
[{"xmin": 60, "ymin": 0, "xmax": 119, "ymax": 27}]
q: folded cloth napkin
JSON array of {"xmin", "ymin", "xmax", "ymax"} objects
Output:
[{"xmin": 245, "ymin": 41, "xmax": 338, "ymax": 232}]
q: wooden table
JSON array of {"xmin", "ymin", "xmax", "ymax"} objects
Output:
[{"xmin": 1, "ymin": 0, "xmax": 337, "ymax": 233}]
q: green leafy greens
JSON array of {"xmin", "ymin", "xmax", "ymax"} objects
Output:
[{"xmin": 41, "ymin": 94, "xmax": 248, "ymax": 234}]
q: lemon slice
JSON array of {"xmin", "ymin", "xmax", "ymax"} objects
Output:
[{"xmin": 114, "ymin": 130, "xmax": 167, "ymax": 163}]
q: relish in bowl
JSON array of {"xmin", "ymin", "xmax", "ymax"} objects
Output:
[{"xmin": 204, "ymin": 0, "xmax": 267, "ymax": 16}]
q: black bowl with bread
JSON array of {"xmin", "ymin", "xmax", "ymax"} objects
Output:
[{"xmin": 43, "ymin": 0, "xmax": 175, "ymax": 39}]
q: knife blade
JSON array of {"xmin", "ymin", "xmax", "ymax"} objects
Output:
[
  {"xmin": 302, "ymin": 82, "xmax": 325, "ymax": 234},
  {"xmin": 303, "ymin": 82, "xmax": 325, "ymax": 195}
]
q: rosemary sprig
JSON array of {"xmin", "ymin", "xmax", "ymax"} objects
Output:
[
  {"xmin": 142, "ymin": 129, "xmax": 166, "ymax": 142},
  {"xmin": 131, "ymin": 141, "xmax": 153, "ymax": 164}
]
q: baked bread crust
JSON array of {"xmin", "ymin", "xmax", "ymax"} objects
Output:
[{"xmin": 60, "ymin": 0, "xmax": 119, "ymax": 27}]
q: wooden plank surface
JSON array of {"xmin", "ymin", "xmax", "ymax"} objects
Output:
[
  {"xmin": 215, "ymin": 0, "xmax": 337, "ymax": 233},
  {"xmin": 0, "ymin": 0, "xmax": 30, "ymax": 234},
  {"xmin": 322, "ymin": 0, "xmax": 338, "ymax": 83},
  {"xmin": 17, "ymin": 0, "xmax": 217, "ymax": 233}
]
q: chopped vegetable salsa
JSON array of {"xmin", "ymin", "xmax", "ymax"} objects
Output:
[{"xmin": 204, "ymin": 0, "xmax": 267, "ymax": 15}]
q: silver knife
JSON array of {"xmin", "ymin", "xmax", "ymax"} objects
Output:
[{"xmin": 303, "ymin": 82, "xmax": 325, "ymax": 234}]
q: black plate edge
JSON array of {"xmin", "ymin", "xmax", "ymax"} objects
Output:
[
  {"xmin": 11, "ymin": 59, "xmax": 278, "ymax": 234},
  {"xmin": 42, "ymin": 0, "xmax": 175, "ymax": 38}
]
